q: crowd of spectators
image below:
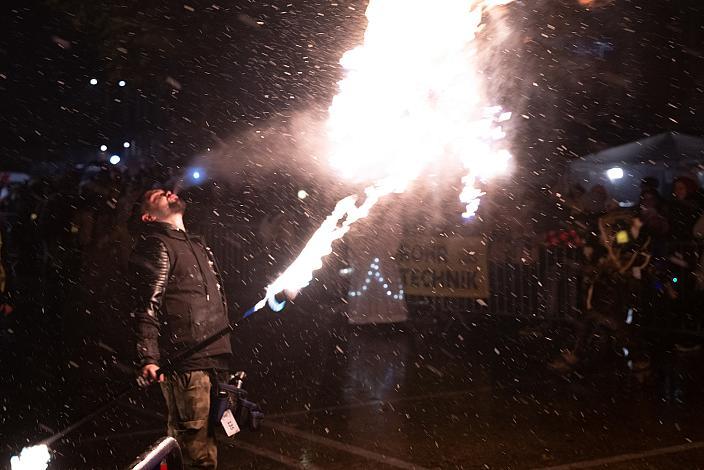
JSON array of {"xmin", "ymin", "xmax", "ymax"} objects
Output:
[
  {"xmin": 0, "ymin": 162, "xmax": 181, "ymax": 360},
  {"xmin": 547, "ymin": 175, "xmax": 704, "ymax": 372}
]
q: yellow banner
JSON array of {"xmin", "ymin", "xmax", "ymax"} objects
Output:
[{"xmin": 397, "ymin": 236, "xmax": 488, "ymax": 298}]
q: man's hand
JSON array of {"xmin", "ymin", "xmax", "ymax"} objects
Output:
[{"xmin": 138, "ymin": 363, "xmax": 164, "ymax": 387}]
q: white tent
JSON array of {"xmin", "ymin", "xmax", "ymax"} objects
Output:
[{"xmin": 567, "ymin": 132, "xmax": 704, "ymax": 204}]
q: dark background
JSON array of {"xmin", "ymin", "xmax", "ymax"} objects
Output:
[{"xmin": 3, "ymin": 0, "xmax": 704, "ymax": 176}]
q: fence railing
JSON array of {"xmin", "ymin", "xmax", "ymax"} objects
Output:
[
  {"xmin": 194, "ymin": 224, "xmax": 704, "ymax": 337},
  {"xmin": 405, "ymin": 247, "xmax": 584, "ymax": 321}
]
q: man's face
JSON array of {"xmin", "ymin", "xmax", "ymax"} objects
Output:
[{"xmin": 141, "ymin": 189, "xmax": 186, "ymax": 222}]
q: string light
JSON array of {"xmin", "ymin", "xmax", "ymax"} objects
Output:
[{"xmin": 348, "ymin": 257, "xmax": 404, "ymax": 300}]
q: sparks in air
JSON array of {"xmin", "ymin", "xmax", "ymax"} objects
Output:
[{"xmin": 255, "ymin": 0, "xmax": 514, "ymax": 311}]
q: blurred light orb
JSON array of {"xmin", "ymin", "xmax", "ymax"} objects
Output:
[
  {"xmin": 123, "ymin": 141, "xmax": 130, "ymax": 148},
  {"xmin": 297, "ymin": 190, "xmax": 308, "ymax": 200},
  {"xmin": 99, "ymin": 145, "xmax": 108, "ymax": 152},
  {"xmin": 118, "ymin": 80, "xmax": 126, "ymax": 87},
  {"xmin": 89, "ymin": 78, "xmax": 98, "ymax": 85},
  {"xmin": 606, "ymin": 167, "xmax": 624, "ymax": 181},
  {"xmin": 192, "ymin": 171, "xmax": 201, "ymax": 180},
  {"xmin": 109, "ymin": 155, "xmax": 121, "ymax": 165}
]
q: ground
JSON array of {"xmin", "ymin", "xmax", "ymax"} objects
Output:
[{"xmin": 2, "ymin": 302, "xmax": 704, "ymax": 469}]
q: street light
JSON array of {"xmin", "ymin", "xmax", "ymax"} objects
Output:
[
  {"xmin": 297, "ymin": 190, "xmax": 308, "ymax": 200},
  {"xmin": 118, "ymin": 80, "xmax": 126, "ymax": 87},
  {"xmin": 123, "ymin": 141, "xmax": 130, "ymax": 148},
  {"xmin": 109, "ymin": 155, "xmax": 121, "ymax": 165},
  {"xmin": 89, "ymin": 78, "xmax": 98, "ymax": 85},
  {"xmin": 99, "ymin": 145, "xmax": 108, "ymax": 152}
]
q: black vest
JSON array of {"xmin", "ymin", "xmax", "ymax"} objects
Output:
[{"xmin": 145, "ymin": 224, "xmax": 231, "ymax": 369}]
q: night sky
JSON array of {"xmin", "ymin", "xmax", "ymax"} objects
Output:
[{"xmin": 2, "ymin": 0, "xmax": 704, "ymax": 175}]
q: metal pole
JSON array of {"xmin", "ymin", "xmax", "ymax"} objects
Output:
[
  {"xmin": 36, "ymin": 320, "xmax": 241, "ymax": 448},
  {"xmin": 127, "ymin": 436, "xmax": 183, "ymax": 470},
  {"xmin": 39, "ymin": 386, "xmax": 134, "ymax": 447},
  {"xmin": 156, "ymin": 322, "xmax": 237, "ymax": 377}
]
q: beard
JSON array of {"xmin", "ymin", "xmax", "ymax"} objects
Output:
[{"xmin": 168, "ymin": 198, "xmax": 187, "ymax": 214}]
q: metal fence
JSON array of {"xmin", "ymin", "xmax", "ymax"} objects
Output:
[
  {"xmin": 405, "ymin": 247, "xmax": 584, "ymax": 322},
  {"xmin": 192, "ymin": 224, "xmax": 704, "ymax": 337}
]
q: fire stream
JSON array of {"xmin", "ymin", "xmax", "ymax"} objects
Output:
[{"xmin": 256, "ymin": 0, "xmax": 513, "ymax": 310}]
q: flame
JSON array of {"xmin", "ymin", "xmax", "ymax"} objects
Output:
[
  {"xmin": 255, "ymin": 0, "xmax": 513, "ymax": 309},
  {"xmin": 11, "ymin": 445, "xmax": 50, "ymax": 470},
  {"xmin": 254, "ymin": 177, "xmax": 405, "ymax": 311},
  {"xmin": 458, "ymin": 107, "xmax": 512, "ymax": 218}
]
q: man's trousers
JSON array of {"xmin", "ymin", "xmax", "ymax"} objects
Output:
[{"xmin": 160, "ymin": 370, "xmax": 217, "ymax": 469}]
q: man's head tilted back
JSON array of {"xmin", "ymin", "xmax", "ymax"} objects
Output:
[{"xmin": 139, "ymin": 188, "xmax": 186, "ymax": 225}]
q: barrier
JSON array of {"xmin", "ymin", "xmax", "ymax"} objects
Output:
[
  {"xmin": 193, "ymin": 223, "xmax": 704, "ymax": 337},
  {"xmin": 405, "ymin": 246, "xmax": 584, "ymax": 321}
]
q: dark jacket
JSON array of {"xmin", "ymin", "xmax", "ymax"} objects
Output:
[{"xmin": 129, "ymin": 222, "xmax": 232, "ymax": 372}]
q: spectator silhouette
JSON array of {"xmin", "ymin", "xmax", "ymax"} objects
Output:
[{"xmin": 669, "ymin": 176, "xmax": 702, "ymax": 241}]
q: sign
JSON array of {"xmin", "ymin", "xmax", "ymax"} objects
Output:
[
  {"xmin": 220, "ymin": 409, "xmax": 240, "ymax": 437},
  {"xmin": 397, "ymin": 236, "xmax": 488, "ymax": 298}
]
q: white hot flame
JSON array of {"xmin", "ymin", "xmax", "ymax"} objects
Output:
[
  {"xmin": 255, "ymin": 0, "xmax": 513, "ymax": 309},
  {"xmin": 254, "ymin": 178, "xmax": 406, "ymax": 311},
  {"xmin": 11, "ymin": 445, "xmax": 51, "ymax": 470}
]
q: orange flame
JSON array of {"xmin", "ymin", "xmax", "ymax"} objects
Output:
[{"xmin": 256, "ymin": 0, "xmax": 513, "ymax": 309}]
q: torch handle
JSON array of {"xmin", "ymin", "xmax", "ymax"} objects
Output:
[
  {"xmin": 33, "ymin": 294, "xmax": 286, "ymax": 448},
  {"xmin": 156, "ymin": 322, "xmax": 237, "ymax": 377},
  {"xmin": 36, "ymin": 321, "xmax": 239, "ymax": 448}
]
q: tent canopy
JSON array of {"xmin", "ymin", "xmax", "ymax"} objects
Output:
[
  {"xmin": 567, "ymin": 132, "xmax": 704, "ymax": 204},
  {"xmin": 570, "ymin": 132, "xmax": 704, "ymax": 170}
]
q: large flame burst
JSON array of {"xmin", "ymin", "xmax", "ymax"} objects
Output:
[{"xmin": 256, "ymin": 0, "xmax": 512, "ymax": 309}]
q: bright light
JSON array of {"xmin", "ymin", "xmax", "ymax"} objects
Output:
[
  {"xmin": 326, "ymin": 0, "xmax": 512, "ymax": 217},
  {"xmin": 187, "ymin": 168, "xmax": 204, "ymax": 182},
  {"xmin": 11, "ymin": 445, "xmax": 51, "ymax": 470},
  {"xmin": 251, "ymin": 0, "xmax": 514, "ymax": 313},
  {"xmin": 123, "ymin": 141, "xmax": 130, "ymax": 148},
  {"xmin": 89, "ymin": 78, "xmax": 98, "ymax": 85},
  {"xmin": 297, "ymin": 190, "xmax": 308, "ymax": 200},
  {"xmin": 99, "ymin": 145, "xmax": 108, "ymax": 152},
  {"xmin": 606, "ymin": 167, "xmax": 624, "ymax": 181},
  {"xmin": 109, "ymin": 155, "xmax": 121, "ymax": 165},
  {"xmin": 118, "ymin": 80, "xmax": 126, "ymax": 87}
]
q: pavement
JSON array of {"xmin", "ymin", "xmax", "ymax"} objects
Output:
[{"xmin": 3, "ymin": 298, "xmax": 704, "ymax": 469}]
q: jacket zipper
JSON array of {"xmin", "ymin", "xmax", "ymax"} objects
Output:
[{"xmin": 184, "ymin": 232, "xmax": 210, "ymax": 301}]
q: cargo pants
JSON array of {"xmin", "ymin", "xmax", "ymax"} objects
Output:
[{"xmin": 160, "ymin": 370, "xmax": 217, "ymax": 469}]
